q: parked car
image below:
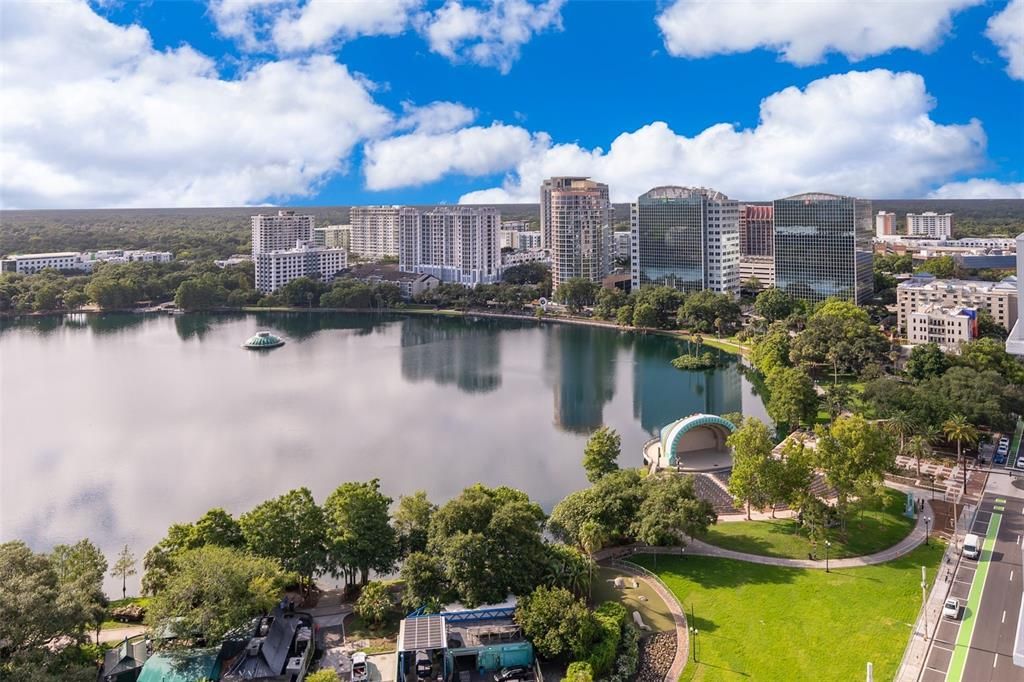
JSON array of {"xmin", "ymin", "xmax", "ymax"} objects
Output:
[
  {"xmin": 995, "ymin": 453, "xmax": 1006, "ymax": 465},
  {"xmin": 494, "ymin": 666, "xmax": 531, "ymax": 682},
  {"xmin": 352, "ymin": 652, "xmax": 368, "ymax": 682},
  {"xmin": 943, "ymin": 598, "xmax": 961, "ymax": 620},
  {"xmin": 1017, "ymin": 456, "xmax": 1024, "ymax": 469},
  {"xmin": 963, "ymin": 533, "xmax": 981, "ymax": 559}
]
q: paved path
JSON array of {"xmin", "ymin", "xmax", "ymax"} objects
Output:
[
  {"xmin": 92, "ymin": 624, "xmax": 146, "ymax": 644},
  {"xmin": 604, "ymin": 559, "xmax": 689, "ymax": 682}
]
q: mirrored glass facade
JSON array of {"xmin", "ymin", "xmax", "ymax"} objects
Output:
[{"xmin": 773, "ymin": 193, "xmax": 873, "ymax": 304}]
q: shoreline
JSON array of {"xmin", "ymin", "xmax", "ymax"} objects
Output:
[{"xmin": 3, "ymin": 305, "xmax": 752, "ymax": 356}]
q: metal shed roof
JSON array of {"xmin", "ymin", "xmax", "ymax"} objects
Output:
[{"xmin": 398, "ymin": 615, "xmax": 447, "ymax": 652}]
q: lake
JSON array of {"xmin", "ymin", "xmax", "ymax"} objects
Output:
[{"xmin": 0, "ymin": 311, "xmax": 767, "ymax": 592}]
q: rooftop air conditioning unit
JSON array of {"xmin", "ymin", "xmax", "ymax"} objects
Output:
[
  {"xmin": 286, "ymin": 657, "xmax": 304, "ymax": 673},
  {"xmin": 247, "ymin": 640, "xmax": 262, "ymax": 656}
]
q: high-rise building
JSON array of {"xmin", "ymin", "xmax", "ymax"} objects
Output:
[
  {"xmin": 1006, "ymin": 233, "xmax": 1024, "ymax": 356},
  {"xmin": 251, "ymin": 210, "xmax": 314, "ymax": 255},
  {"xmin": 398, "ymin": 206, "xmax": 502, "ymax": 285},
  {"xmin": 739, "ymin": 204, "xmax": 773, "ymax": 257},
  {"xmin": 540, "ymin": 176, "xmax": 589, "ymax": 251},
  {"xmin": 630, "ymin": 186, "xmax": 740, "ymax": 296},
  {"xmin": 875, "ymin": 211, "xmax": 896, "ymax": 237},
  {"xmin": 773, "ymin": 192, "xmax": 873, "ymax": 304},
  {"xmin": 350, "ymin": 206, "xmax": 401, "ymax": 260},
  {"xmin": 907, "ymin": 212, "xmax": 953, "ymax": 239},
  {"xmin": 545, "ymin": 177, "xmax": 613, "ymax": 291},
  {"xmin": 314, "ymin": 225, "xmax": 352, "ymax": 250}
]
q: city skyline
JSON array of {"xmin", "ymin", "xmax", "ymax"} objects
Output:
[{"xmin": 1, "ymin": 0, "xmax": 1022, "ymax": 210}]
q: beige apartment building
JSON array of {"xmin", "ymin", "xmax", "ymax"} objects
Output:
[
  {"xmin": 906, "ymin": 305, "xmax": 976, "ymax": 351},
  {"xmin": 896, "ymin": 274, "xmax": 1018, "ymax": 338},
  {"xmin": 350, "ymin": 206, "xmax": 402, "ymax": 260}
]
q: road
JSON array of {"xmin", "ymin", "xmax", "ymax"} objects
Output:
[{"xmin": 920, "ymin": 477, "xmax": 1024, "ymax": 681}]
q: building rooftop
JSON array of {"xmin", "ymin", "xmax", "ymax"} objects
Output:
[
  {"xmin": 346, "ymin": 263, "xmax": 435, "ymax": 283},
  {"xmin": 3, "ymin": 251, "xmax": 80, "ymax": 259},
  {"xmin": 398, "ymin": 615, "xmax": 447, "ymax": 652},
  {"xmin": 640, "ymin": 186, "xmax": 730, "ymax": 202},
  {"xmin": 897, "ymin": 274, "xmax": 1018, "ymax": 293}
]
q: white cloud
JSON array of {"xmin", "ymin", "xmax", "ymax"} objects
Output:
[
  {"xmin": 363, "ymin": 124, "xmax": 541, "ymax": 190},
  {"xmin": 271, "ymin": 0, "xmax": 424, "ymax": 52},
  {"xmin": 929, "ymin": 178, "xmax": 1024, "ymax": 198},
  {"xmin": 208, "ymin": 0, "xmax": 287, "ymax": 51},
  {"xmin": 1, "ymin": 1, "xmax": 393, "ymax": 208},
  {"xmin": 397, "ymin": 101, "xmax": 477, "ymax": 134},
  {"xmin": 986, "ymin": 0, "xmax": 1024, "ymax": 80},
  {"xmin": 656, "ymin": 0, "xmax": 981, "ymax": 65},
  {"xmin": 420, "ymin": 0, "xmax": 564, "ymax": 74},
  {"xmin": 422, "ymin": 70, "xmax": 987, "ymax": 203}
]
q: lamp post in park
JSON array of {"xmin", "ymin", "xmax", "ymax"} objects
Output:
[
  {"xmin": 924, "ymin": 516, "xmax": 931, "ymax": 546},
  {"xmin": 921, "ymin": 565, "xmax": 929, "ymax": 641},
  {"xmin": 825, "ymin": 540, "xmax": 831, "ymax": 573}
]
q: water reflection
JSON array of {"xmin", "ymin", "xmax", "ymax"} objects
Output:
[
  {"xmin": 400, "ymin": 316, "xmax": 504, "ymax": 394},
  {"xmin": 543, "ymin": 324, "xmax": 617, "ymax": 434}
]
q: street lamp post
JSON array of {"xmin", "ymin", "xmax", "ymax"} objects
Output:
[
  {"xmin": 690, "ymin": 626, "xmax": 698, "ymax": 662},
  {"xmin": 921, "ymin": 565, "xmax": 928, "ymax": 641},
  {"xmin": 825, "ymin": 540, "xmax": 831, "ymax": 573},
  {"xmin": 924, "ymin": 516, "xmax": 931, "ymax": 546}
]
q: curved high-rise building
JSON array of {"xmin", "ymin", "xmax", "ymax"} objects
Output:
[
  {"xmin": 773, "ymin": 192, "xmax": 873, "ymax": 304},
  {"xmin": 542, "ymin": 177, "xmax": 613, "ymax": 291},
  {"xmin": 629, "ymin": 186, "xmax": 740, "ymax": 296}
]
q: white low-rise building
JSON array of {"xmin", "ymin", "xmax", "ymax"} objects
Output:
[
  {"xmin": 215, "ymin": 254, "xmax": 253, "ymax": 268},
  {"xmin": 907, "ymin": 304, "xmax": 977, "ymax": 351},
  {"xmin": 502, "ymin": 249, "xmax": 550, "ymax": 267},
  {"xmin": 897, "ymin": 273, "xmax": 1018, "ymax": 337},
  {"xmin": 1, "ymin": 252, "xmax": 86, "ymax": 274},
  {"xmin": 255, "ymin": 241, "xmax": 347, "ymax": 293}
]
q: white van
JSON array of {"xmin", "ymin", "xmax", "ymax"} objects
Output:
[{"xmin": 963, "ymin": 533, "xmax": 981, "ymax": 559}]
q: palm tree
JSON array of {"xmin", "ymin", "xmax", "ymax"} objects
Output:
[
  {"xmin": 943, "ymin": 415, "xmax": 979, "ymax": 495},
  {"xmin": 906, "ymin": 435, "xmax": 932, "ymax": 479},
  {"xmin": 886, "ymin": 411, "xmax": 916, "ymax": 460}
]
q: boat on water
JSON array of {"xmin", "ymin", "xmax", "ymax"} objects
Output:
[{"xmin": 242, "ymin": 331, "xmax": 285, "ymax": 350}]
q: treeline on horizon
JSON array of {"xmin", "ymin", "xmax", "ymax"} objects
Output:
[{"xmin": 1, "ymin": 199, "xmax": 1021, "ymax": 261}]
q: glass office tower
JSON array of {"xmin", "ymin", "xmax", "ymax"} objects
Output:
[
  {"xmin": 630, "ymin": 186, "xmax": 740, "ymax": 295},
  {"xmin": 773, "ymin": 192, "xmax": 873, "ymax": 304}
]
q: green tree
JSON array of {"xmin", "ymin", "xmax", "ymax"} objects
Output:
[
  {"xmin": 548, "ymin": 469, "xmax": 645, "ymax": 549},
  {"xmin": 770, "ymin": 435, "xmax": 814, "ymax": 515},
  {"xmin": 822, "ymin": 383, "xmax": 853, "ymax": 419},
  {"xmin": 515, "ymin": 586, "xmax": 595, "ymax": 659},
  {"xmin": 976, "ymin": 308, "xmax": 1008, "ymax": 340},
  {"xmin": 355, "ymin": 581, "xmax": 393, "ymax": 626},
  {"xmin": 593, "ymin": 287, "xmax": 627, "ymax": 320},
  {"xmin": 904, "ymin": 343, "xmax": 952, "ymax": 382},
  {"xmin": 146, "ymin": 545, "xmax": 287, "ymax": 641},
  {"xmin": 726, "ymin": 418, "xmax": 775, "ymax": 518},
  {"xmin": 765, "ymin": 366, "xmax": 819, "ymax": 430},
  {"xmin": 565, "ymin": 662, "xmax": 594, "ymax": 682},
  {"xmin": 615, "ymin": 303, "xmax": 634, "ymax": 327},
  {"xmin": 958, "ymin": 337, "xmax": 1024, "ymax": 385},
  {"xmin": 754, "ymin": 288, "xmax": 796, "ymax": 322},
  {"xmin": 924, "ymin": 366, "xmax": 1024, "ymax": 431},
  {"xmin": 631, "ymin": 302, "xmax": 658, "ymax": 329},
  {"xmin": 542, "ymin": 543, "xmax": 592, "ymax": 598},
  {"xmin": 750, "ymin": 326, "xmax": 792, "ymax": 376},
  {"xmin": 554, "ymin": 278, "xmax": 599, "ymax": 313},
  {"xmin": 50, "ymin": 539, "xmax": 108, "ymax": 640},
  {"xmin": 110, "ymin": 545, "xmax": 137, "ymax": 600},
  {"xmin": 633, "ymin": 474, "xmax": 716, "ymax": 544},
  {"xmin": 193, "ymin": 508, "xmax": 245, "ymax": 548},
  {"xmin": 916, "ymin": 255, "xmax": 957, "ymax": 278},
  {"xmin": 324, "ymin": 479, "xmax": 399, "ymax": 587},
  {"xmin": 240, "ymin": 487, "xmax": 327, "ymax": 593},
  {"xmin": 394, "ymin": 491, "xmax": 436, "ymax": 557},
  {"xmin": 790, "ymin": 299, "xmax": 890, "ymax": 376},
  {"xmin": 306, "ymin": 671, "xmax": 341, "ymax": 682},
  {"xmin": 582, "ymin": 426, "xmax": 621, "ymax": 483},
  {"xmin": 631, "ymin": 286, "xmax": 686, "ymax": 329},
  {"xmin": 677, "ymin": 290, "xmax": 741, "ymax": 334},
  {"xmin": 814, "ymin": 416, "xmax": 897, "ymax": 529},
  {"xmin": 942, "ymin": 415, "xmax": 978, "ymax": 495},
  {"xmin": 279, "ymin": 276, "xmax": 327, "ymax": 307},
  {"xmin": 906, "ymin": 434, "xmax": 932, "ymax": 479},
  {"xmin": 399, "ymin": 552, "xmax": 449, "ymax": 611},
  {"xmin": 885, "ymin": 410, "xmax": 917, "ymax": 460},
  {"xmin": 174, "ymin": 277, "xmax": 226, "ymax": 310}
]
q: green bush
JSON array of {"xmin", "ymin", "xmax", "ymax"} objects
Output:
[
  {"xmin": 565, "ymin": 661, "xmax": 593, "ymax": 682},
  {"xmin": 306, "ymin": 670, "xmax": 340, "ymax": 682},
  {"xmin": 606, "ymin": 623, "xmax": 639, "ymax": 682},
  {"xmin": 585, "ymin": 602, "xmax": 626, "ymax": 676}
]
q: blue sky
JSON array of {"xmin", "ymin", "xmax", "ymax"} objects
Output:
[{"xmin": 1, "ymin": 0, "xmax": 1022, "ymax": 208}]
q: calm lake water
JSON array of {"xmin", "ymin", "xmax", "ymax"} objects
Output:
[{"xmin": 1, "ymin": 312, "xmax": 767, "ymax": 593}]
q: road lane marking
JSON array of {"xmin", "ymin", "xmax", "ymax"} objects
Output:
[
  {"xmin": 1003, "ymin": 610, "xmax": 1007, "ymax": 623},
  {"xmin": 1011, "ymin": 570, "xmax": 1015, "ymax": 582},
  {"xmin": 993, "ymin": 653, "xmax": 998, "ymax": 668},
  {"xmin": 945, "ymin": 508, "xmax": 1003, "ymax": 682}
]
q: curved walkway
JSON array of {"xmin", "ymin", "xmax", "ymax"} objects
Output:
[
  {"xmin": 604, "ymin": 559, "xmax": 689, "ymax": 682},
  {"xmin": 597, "ymin": 499, "xmax": 934, "ymax": 570}
]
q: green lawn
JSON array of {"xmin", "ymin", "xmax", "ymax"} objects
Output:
[
  {"xmin": 702, "ymin": 488, "xmax": 915, "ymax": 560},
  {"xmin": 635, "ymin": 542, "xmax": 945, "ymax": 682}
]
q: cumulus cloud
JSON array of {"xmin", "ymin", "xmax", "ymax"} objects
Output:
[
  {"xmin": 929, "ymin": 178, "xmax": 1024, "ymax": 198},
  {"xmin": 363, "ymin": 124, "xmax": 541, "ymax": 190},
  {"xmin": 417, "ymin": 70, "xmax": 986, "ymax": 203},
  {"xmin": 656, "ymin": 0, "xmax": 981, "ymax": 65},
  {"xmin": 0, "ymin": 0, "xmax": 393, "ymax": 208},
  {"xmin": 986, "ymin": 0, "xmax": 1024, "ymax": 80},
  {"xmin": 397, "ymin": 101, "xmax": 477, "ymax": 134},
  {"xmin": 420, "ymin": 0, "xmax": 564, "ymax": 74},
  {"xmin": 208, "ymin": 0, "xmax": 561, "ymax": 72}
]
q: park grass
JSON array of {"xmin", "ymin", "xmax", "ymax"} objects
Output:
[
  {"xmin": 635, "ymin": 541, "xmax": 945, "ymax": 682},
  {"xmin": 702, "ymin": 488, "xmax": 915, "ymax": 560},
  {"xmin": 592, "ymin": 566, "xmax": 676, "ymax": 634},
  {"xmin": 343, "ymin": 611, "xmax": 401, "ymax": 653}
]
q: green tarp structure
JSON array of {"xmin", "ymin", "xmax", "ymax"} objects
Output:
[{"xmin": 137, "ymin": 651, "xmax": 219, "ymax": 682}]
